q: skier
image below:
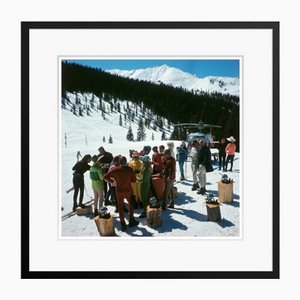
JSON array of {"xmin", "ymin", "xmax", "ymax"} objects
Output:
[{"xmin": 71, "ymin": 154, "xmax": 92, "ymax": 211}]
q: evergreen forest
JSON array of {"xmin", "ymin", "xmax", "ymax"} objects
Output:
[{"xmin": 61, "ymin": 62, "xmax": 240, "ymax": 149}]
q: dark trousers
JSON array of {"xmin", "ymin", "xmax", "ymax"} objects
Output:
[
  {"xmin": 73, "ymin": 174, "xmax": 84, "ymax": 207},
  {"xmin": 225, "ymin": 155, "xmax": 235, "ymax": 171},
  {"xmin": 219, "ymin": 153, "xmax": 226, "ymax": 170}
]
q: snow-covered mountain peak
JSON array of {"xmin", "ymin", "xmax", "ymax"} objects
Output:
[{"xmin": 107, "ymin": 64, "xmax": 239, "ymax": 97}]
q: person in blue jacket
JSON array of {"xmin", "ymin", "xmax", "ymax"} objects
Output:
[{"xmin": 177, "ymin": 141, "xmax": 188, "ymax": 180}]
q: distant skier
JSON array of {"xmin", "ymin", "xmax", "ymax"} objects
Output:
[{"xmin": 76, "ymin": 150, "xmax": 82, "ymax": 162}]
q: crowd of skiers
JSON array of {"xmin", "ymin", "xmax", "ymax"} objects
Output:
[{"xmin": 70, "ymin": 136, "xmax": 236, "ymax": 232}]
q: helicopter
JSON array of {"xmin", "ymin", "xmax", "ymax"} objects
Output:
[{"xmin": 172, "ymin": 120, "xmax": 222, "ymax": 147}]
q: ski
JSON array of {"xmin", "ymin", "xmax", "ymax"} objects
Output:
[{"xmin": 61, "ymin": 198, "xmax": 94, "ymax": 221}]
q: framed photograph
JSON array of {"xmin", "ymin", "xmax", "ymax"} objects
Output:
[{"xmin": 21, "ymin": 21, "xmax": 279, "ymax": 279}]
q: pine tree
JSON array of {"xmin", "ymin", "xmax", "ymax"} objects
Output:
[
  {"xmin": 119, "ymin": 114, "xmax": 123, "ymax": 126},
  {"xmin": 108, "ymin": 134, "xmax": 113, "ymax": 144},
  {"xmin": 170, "ymin": 127, "xmax": 179, "ymax": 140},
  {"xmin": 152, "ymin": 132, "xmax": 154, "ymax": 140},
  {"xmin": 126, "ymin": 124, "xmax": 134, "ymax": 141},
  {"xmin": 137, "ymin": 118, "xmax": 146, "ymax": 141},
  {"xmin": 161, "ymin": 131, "xmax": 166, "ymax": 140},
  {"xmin": 103, "ymin": 136, "xmax": 106, "ymax": 143}
]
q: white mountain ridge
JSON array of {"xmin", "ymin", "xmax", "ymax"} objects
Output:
[{"xmin": 107, "ymin": 64, "xmax": 240, "ymax": 97}]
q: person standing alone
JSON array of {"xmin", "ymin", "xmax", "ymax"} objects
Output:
[{"xmin": 225, "ymin": 136, "xmax": 236, "ymax": 172}]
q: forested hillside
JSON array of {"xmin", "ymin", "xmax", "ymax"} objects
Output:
[{"xmin": 61, "ymin": 62, "xmax": 239, "ymax": 148}]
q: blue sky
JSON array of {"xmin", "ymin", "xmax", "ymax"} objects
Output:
[{"xmin": 64, "ymin": 59, "xmax": 240, "ymax": 78}]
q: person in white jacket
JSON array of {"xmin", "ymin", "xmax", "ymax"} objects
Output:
[
  {"xmin": 189, "ymin": 140, "xmax": 200, "ymax": 191},
  {"xmin": 166, "ymin": 142, "xmax": 176, "ymax": 159}
]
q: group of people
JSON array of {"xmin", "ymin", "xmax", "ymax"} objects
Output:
[
  {"xmin": 70, "ymin": 136, "xmax": 236, "ymax": 232},
  {"xmin": 71, "ymin": 144, "xmax": 177, "ymax": 232},
  {"xmin": 188, "ymin": 135, "xmax": 236, "ymax": 195}
]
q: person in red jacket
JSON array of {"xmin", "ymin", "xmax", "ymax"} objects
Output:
[
  {"xmin": 104, "ymin": 156, "xmax": 139, "ymax": 232},
  {"xmin": 161, "ymin": 149, "xmax": 176, "ymax": 210},
  {"xmin": 152, "ymin": 145, "xmax": 165, "ymax": 174},
  {"xmin": 225, "ymin": 136, "xmax": 237, "ymax": 172}
]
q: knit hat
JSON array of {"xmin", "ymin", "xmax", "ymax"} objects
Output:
[
  {"xmin": 132, "ymin": 151, "xmax": 139, "ymax": 158},
  {"xmin": 140, "ymin": 156, "xmax": 151, "ymax": 163}
]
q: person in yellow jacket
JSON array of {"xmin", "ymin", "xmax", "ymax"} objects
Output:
[
  {"xmin": 90, "ymin": 155, "xmax": 104, "ymax": 216},
  {"xmin": 225, "ymin": 136, "xmax": 237, "ymax": 172},
  {"xmin": 128, "ymin": 151, "xmax": 143, "ymax": 208}
]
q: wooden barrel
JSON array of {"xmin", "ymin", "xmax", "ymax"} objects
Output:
[
  {"xmin": 94, "ymin": 216, "xmax": 115, "ymax": 236},
  {"xmin": 218, "ymin": 181, "xmax": 233, "ymax": 203},
  {"xmin": 146, "ymin": 205, "xmax": 162, "ymax": 228}
]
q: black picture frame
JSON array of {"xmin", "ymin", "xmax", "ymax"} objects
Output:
[{"xmin": 21, "ymin": 21, "xmax": 279, "ymax": 279}]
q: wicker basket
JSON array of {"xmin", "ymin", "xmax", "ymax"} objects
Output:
[
  {"xmin": 218, "ymin": 181, "xmax": 233, "ymax": 203},
  {"xmin": 76, "ymin": 205, "xmax": 93, "ymax": 215},
  {"xmin": 146, "ymin": 205, "xmax": 162, "ymax": 228},
  {"xmin": 94, "ymin": 215, "xmax": 115, "ymax": 236}
]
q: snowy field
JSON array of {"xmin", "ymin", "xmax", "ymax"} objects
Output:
[
  {"xmin": 60, "ymin": 137, "xmax": 240, "ymax": 238},
  {"xmin": 60, "ymin": 94, "xmax": 240, "ymax": 238}
]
